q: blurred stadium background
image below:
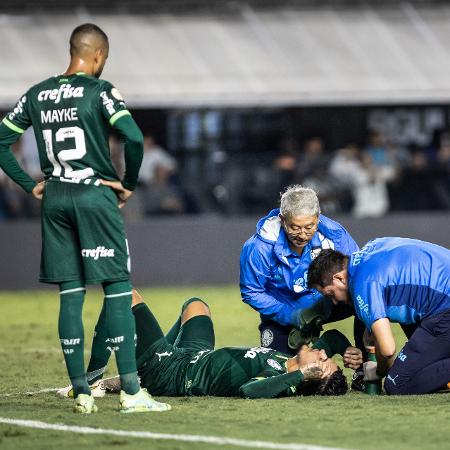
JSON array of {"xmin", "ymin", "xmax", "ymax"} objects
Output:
[{"xmin": 0, "ymin": 0, "xmax": 450, "ymax": 289}]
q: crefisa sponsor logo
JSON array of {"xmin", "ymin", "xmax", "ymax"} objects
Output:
[
  {"xmin": 81, "ymin": 246, "xmax": 115, "ymax": 260},
  {"xmin": 38, "ymin": 84, "xmax": 84, "ymax": 104}
]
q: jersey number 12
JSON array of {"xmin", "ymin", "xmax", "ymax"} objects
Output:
[{"xmin": 43, "ymin": 126, "xmax": 94, "ymax": 179}]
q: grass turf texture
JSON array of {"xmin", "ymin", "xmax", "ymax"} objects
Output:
[{"xmin": 0, "ymin": 287, "xmax": 448, "ymax": 450}]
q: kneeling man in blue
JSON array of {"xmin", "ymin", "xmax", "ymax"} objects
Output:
[{"xmin": 307, "ymin": 237, "xmax": 450, "ymax": 395}]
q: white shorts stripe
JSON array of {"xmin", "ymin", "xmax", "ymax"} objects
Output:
[
  {"xmin": 0, "ymin": 417, "xmax": 348, "ymax": 450},
  {"xmin": 59, "ymin": 287, "xmax": 86, "ymax": 295},
  {"xmin": 104, "ymin": 291, "xmax": 133, "ymax": 299}
]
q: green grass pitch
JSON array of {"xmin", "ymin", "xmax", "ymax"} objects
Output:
[{"xmin": 0, "ymin": 287, "xmax": 449, "ymax": 450}]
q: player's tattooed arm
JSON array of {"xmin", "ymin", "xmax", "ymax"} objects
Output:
[{"xmin": 299, "ymin": 361, "xmax": 332, "ymax": 380}]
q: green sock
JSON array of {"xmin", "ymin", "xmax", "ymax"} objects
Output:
[
  {"xmin": 58, "ymin": 281, "xmax": 90, "ymax": 396},
  {"xmin": 86, "ymin": 300, "xmax": 111, "ymax": 384},
  {"xmin": 103, "ymin": 281, "xmax": 140, "ymax": 395}
]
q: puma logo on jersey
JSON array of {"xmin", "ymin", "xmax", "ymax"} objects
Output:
[
  {"xmin": 38, "ymin": 84, "xmax": 84, "ymax": 104},
  {"xmin": 156, "ymin": 351, "xmax": 173, "ymax": 361},
  {"xmin": 41, "ymin": 107, "xmax": 78, "ymax": 124},
  {"xmin": 81, "ymin": 246, "xmax": 115, "ymax": 260}
]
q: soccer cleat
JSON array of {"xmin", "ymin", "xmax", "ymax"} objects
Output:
[
  {"xmin": 351, "ymin": 369, "xmax": 366, "ymax": 392},
  {"xmin": 73, "ymin": 393, "xmax": 98, "ymax": 414},
  {"xmin": 57, "ymin": 379, "xmax": 107, "ymax": 399},
  {"xmin": 119, "ymin": 388, "xmax": 172, "ymax": 413}
]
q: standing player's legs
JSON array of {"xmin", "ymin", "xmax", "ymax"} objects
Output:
[
  {"xmin": 74, "ymin": 185, "xmax": 170, "ymax": 412},
  {"xmin": 74, "ymin": 185, "xmax": 139, "ymax": 396},
  {"xmin": 40, "ymin": 182, "xmax": 93, "ymax": 406},
  {"xmin": 384, "ymin": 309, "xmax": 450, "ymax": 395}
]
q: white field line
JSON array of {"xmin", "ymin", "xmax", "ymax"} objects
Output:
[
  {"xmin": 0, "ymin": 348, "xmax": 61, "ymax": 354},
  {"xmin": 0, "ymin": 417, "xmax": 350, "ymax": 450},
  {"xmin": 0, "ymin": 388, "xmax": 59, "ymax": 397}
]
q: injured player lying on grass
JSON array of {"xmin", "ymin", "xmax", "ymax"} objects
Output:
[{"xmin": 58, "ymin": 291, "xmax": 363, "ymax": 400}]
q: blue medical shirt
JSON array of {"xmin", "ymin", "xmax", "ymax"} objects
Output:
[{"xmin": 348, "ymin": 237, "xmax": 450, "ymax": 330}]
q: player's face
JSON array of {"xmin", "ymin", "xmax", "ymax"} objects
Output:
[
  {"xmin": 319, "ymin": 272, "xmax": 350, "ymax": 305},
  {"xmin": 297, "ymin": 345, "xmax": 338, "ymax": 373},
  {"xmin": 281, "ymin": 214, "xmax": 318, "ymax": 249}
]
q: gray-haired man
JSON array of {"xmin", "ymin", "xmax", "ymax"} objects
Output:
[{"xmin": 240, "ymin": 185, "xmax": 365, "ymax": 389}]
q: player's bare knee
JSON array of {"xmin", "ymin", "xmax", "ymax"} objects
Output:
[
  {"xmin": 131, "ymin": 289, "xmax": 145, "ymax": 307},
  {"xmin": 181, "ymin": 298, "xmax": 211, "ymax": 324}
]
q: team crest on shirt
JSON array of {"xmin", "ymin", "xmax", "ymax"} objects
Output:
[
  {"xmin": 261, "ymin": 329, "xmax": 274, "ymax": 347},
  {"xmin": 293, "ymin": 274, "xmax": 308, "ymax": 293},
  {"xmin": 267, "ymin": 359, "xmax": 282, "ymax": 370},
  {"xmin": 111, "ymin": 88, "xmax": 124, "ymax": 100}
]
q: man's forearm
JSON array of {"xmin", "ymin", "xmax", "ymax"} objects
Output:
[
  {"xmin": 375, "ymin": 349, "xmax": 395, "ymax": 376},
  {"xmin": 113, "ymin": 115, "xmax": 144, "ymax": 191},
  {"xmin": 0, "ymin": 124, "xmax": 37, "ymax": 193},
  {"xmin": 239, "ymin": 372, "xmax": 303, "ymax": 399}
]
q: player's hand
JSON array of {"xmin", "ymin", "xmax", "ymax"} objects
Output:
[
  {"xmin": 299, "ymin": 360, "xmax": 332, "ymax": 380},
  {"xmin": 343, "ymin": 346, "xmax": 363, "ymax": 370},
  {"xmin": 100, "ymin": 179, "xmax": 133, "ymax": 208},
  {"xmin": 363, "ymin": 361, "xmax": 381, "ymax": 381},
  {"xmin": 31, "ymin": 181, "xmax": 45, "ymax": 200}
]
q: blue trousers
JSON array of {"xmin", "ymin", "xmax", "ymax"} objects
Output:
[{"xmin": 385, "ymin": 308, "xmax": 450, "ymax": 395}]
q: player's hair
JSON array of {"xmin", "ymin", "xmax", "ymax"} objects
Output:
[
  {"xmin": 307, "ymin": 249, "xmax": 348, "ymax": 288},
  {"xmin": 70, "ymin": 23, "xmax": 109, "ymax": 56},
  {"xmin": 280, "ymin": 185, "xmax": 320, "ymax": 220},
  {"xmin": 299, "ymin": 368, "xmax": 348, "ymax": 396}
]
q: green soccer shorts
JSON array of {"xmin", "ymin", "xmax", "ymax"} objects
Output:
[
  {"xmin": 39, "ymin": 180, "xmax": 130, "ymax": 284},
  {"xmin": 133, "ymin": 303, "xmax": 215, "ymax": 396}
]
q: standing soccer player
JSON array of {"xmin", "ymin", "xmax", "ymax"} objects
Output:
[{"xmin": 0, "ymin": 23, "xmax": 170, "ymax": 413}]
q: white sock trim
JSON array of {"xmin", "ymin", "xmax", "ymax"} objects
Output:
[
  {"xmin": 60, "ymin": 287, "xmax": 86, "ymax": 295},
  {"xmin": 104, "ymin": 291, "xmax": 133, "ymax": 299}
]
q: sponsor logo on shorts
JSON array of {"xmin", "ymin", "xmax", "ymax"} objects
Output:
[
  {"xmin": 267, "ymin": 358, "xmax": 282, "ymax": 370},
  {"xmin": 81, "ymin": 246, "xmax": 115, "ymax": 260},
  {"xmin": 261, "ymin": 329, "xmax": 274, "ymax": 347},
  {"xmin": 37, "ymin": 84, "xmax": 84, "ymax": 104},
  {"xmin": 398, "ymin": 350, "xmax": 407, "ymax": 362}
]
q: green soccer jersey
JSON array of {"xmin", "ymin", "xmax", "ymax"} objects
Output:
[
  {"xmin": 2, "ymin": 73, "xmax": 133, "ymax": 185},
  {"xmin": 184, "ymin": 330, "xmax": 350, "ymax": 398}
]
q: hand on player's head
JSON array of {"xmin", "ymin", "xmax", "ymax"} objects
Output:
[{"xmin": 297, "ymin": 345, "xmax": 338, "ymax": 380}]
